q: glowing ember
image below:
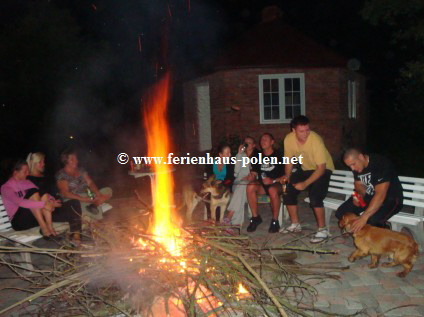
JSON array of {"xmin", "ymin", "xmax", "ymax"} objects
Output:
[
  {"xmin": 236, "ymin": 283, "xmax": 251, "ymax": 300},
  {"xmin": 168, "ymin": 4, "xmax": 172, "ymax": 18},
  {"xmin": 237, "ymin": 283, "xmax": 248, "ymax": 294},
  {"xmin": 138, "ymin": 34, "xmax": 142, "ymax": 53}
]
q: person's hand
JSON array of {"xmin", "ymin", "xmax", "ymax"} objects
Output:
[
  {"xmin": 238, "ymin": 144, "xmax": 245, "ymax": 153},
  {"xmin": 275, "ymin": 176, "xmax": 287, "ymax": 184},
  {"xmin": 94, "ymin": 194, "xmax": 110, "ymax": 206},
  {"xmin": 223, "ymin": 179, "xmax": 232, "ymax": 186},
  {"xmin": 351, "ymin": 216, "xmax": 368, "ymax": 233},
  {"xmin": 44, "ymin": 200, "xmax": 54, "ymax": 212},
  {"xmin": 82, "ymin": 196, "xmax": 94, "ymax": 203},
  {"xmin": 262, "ymin": 177, "xmax": 273, "ymax": 185},
  {"xmin": 293, "ymin": 182, "xmax": 307, "ymax": 191},
  {"xmin": 281, "ymin": 175, "xmax": 289, "ymax": 184},
  {"xmin": 53, "ymin": 199, "xmax": 62, "ymax": 208},
  {"xmin": 352, "ymin": 196, "xmax": 360, "ymax": 207}
]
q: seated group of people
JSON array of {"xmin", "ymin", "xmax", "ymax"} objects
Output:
[
  {"xmin": 208, "ymin": 115, "xmax": 403, "ymax": 244},
  {"xmin": 1, "ymin": 149, "xmax": 112, "ymax": 246}
]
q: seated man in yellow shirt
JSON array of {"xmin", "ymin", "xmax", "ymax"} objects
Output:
[{"xmin": 279, "ymin": 115, "xmax": 334, "ymax": 243}]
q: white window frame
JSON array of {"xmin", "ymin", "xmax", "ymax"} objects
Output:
[
  {"xmin": 347, "ymin": 79, "xmax": 357, "ymax": 119},
  {"xmin": 258, "ymin": 73, "xmax": 306, "ymax": 124}
]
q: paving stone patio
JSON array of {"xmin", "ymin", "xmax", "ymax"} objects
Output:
[{"xmin": 240, "ymin": 196, "xmax": 424, "ymax": 317}]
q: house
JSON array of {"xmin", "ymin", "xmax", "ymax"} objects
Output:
[{"xmin": 183, "ymin": 6, "xmax": 367, "ymax": 159}]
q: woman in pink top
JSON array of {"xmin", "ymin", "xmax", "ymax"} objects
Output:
[{"xmin": 0, "ymin": 160, "xmax": 60, "ymax": 238}]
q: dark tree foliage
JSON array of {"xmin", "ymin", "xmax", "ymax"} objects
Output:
[{"xmin": 362, "ymin": 0, "xmax": 424, "ymax": 175}]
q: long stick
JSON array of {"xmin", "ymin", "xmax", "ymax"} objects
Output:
[
  {"xmin": 237, "ymin": 255, "xmax": 289, "ymax": 317},
  {"xmin": 266, "ymin": 246, "xmax": 339, "ymax": 254}
]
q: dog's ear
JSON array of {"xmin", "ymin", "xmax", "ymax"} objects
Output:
[
  {"xmin": 208, "ymin": 174, "xmax": 216, "ymax": 182},
  {"xmin": 338, "ymin": 215, "xmax": 352, "ymax": 229},
  {"xmin": 338, "ymin": 218, "xmax": 344, "ymax": 229}
]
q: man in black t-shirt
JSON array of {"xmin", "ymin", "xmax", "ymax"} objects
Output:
[
  {"xmin": 246, "ymin": 133, "xmax": 284, "ymax": 233},
  {"xmin": 336, "ymin": 148, "xmax": 403, "ymax": 232}
]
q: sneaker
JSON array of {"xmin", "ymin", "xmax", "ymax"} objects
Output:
[
  {"xmin": 310, "ymin": 228, "xmax": 331, "ymax": 244},
  {"xmin": 99, "ymin": 203, "xmax": 113, "ymax": 213},
  {"xmin": 268, "ymin": 219, "xmax": 280, "ymax": 233},
  {"xmin": 86, "ymin": 204, "xmax": 99, "ymax": 215},
  {"xmin": 280, "ymin": 223, "xmax": 302, "ymax": 233},
  {"xmin": 246, "ymin": 216, "xmax": 263, "ymax": 232}
]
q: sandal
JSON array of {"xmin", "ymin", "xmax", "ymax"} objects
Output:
[{"xmin": 310, "ymin": 228, "xmax": 331, "ymax": 244}]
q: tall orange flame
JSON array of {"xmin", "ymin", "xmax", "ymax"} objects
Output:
[{"xmin": 143, "ymin": 72, "xmax": 181, "ymax": 254}]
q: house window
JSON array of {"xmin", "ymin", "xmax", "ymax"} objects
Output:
[
  {"xmin": 347, "ymin": 80, "xmax": 357, "ymax": 119},
  {"xmin": 259, "ymin": 74, "xmax": 305, "ymax": 124}
]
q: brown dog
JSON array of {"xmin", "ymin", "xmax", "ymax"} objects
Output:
[
  {"xmin": 200, "ymin": 175, "xmax": 231, "ymax": 222},
  {"xmin": 339, "ymin": 213, "xmax": 418, "ymax": 277},
  {"xmin": 180, "ymin": 184, "xmax": 203, "ymax": 223}
]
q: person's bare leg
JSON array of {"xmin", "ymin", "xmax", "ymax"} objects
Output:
[
  {"xmin": 268, "ymin": 187, "xmax": 281, "ymax": 220},
  {"xmin": 32, "ymin": 209, "xmax": 51, "ymax": 236},
  {"xmin": 27, "ymin": 192, "xmax": 52, "ymax": 236},
  {"xmin": 40, "ymin": 194, "xmax": 57, "ymax": 236},
  {"xmin": 246, "ymin": 183, "xmax": 260, "ymax": 217},
  {"xmin": 286, "ymin": 205, "xmax": 299, "ymax": 224},
  {"xmin": 226, "ymin": 210, "xmax": 235, "ymax": 220},
  {"xmin": 313, "ymin": 207, "xmax": 326, "ymax": 228}
]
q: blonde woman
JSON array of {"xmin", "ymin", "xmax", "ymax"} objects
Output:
[
  {"xmin": 27, "ymin": 152, "xmax": 55, "ymax": 196},
  {"xmin": 27, "ymin": 152, "xmax": 83, "ymax": 245}
]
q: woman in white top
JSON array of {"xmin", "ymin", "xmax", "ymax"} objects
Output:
[{"xmin": 224, "ymin": 137, "xmax": 258, "ymax": 225}]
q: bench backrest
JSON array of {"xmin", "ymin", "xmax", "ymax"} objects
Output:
[
  {"xmin": 0, "ymin": 196, "xmax": 13, "ymax": 232},
  {"xmin": 329, "ymin": 170, "xmax": 355, "ymax": 200},
  {"xmin": 399, "ymin": 176, "xmax": 424, "ymax": 214},
  {"xmin": 329, "ymin": 170, "xmax": 424, "ymax": 214}
]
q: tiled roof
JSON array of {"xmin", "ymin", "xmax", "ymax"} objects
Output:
[{"xmin": 214, "ymin": 18, "xmax": 348, "ymax": 69}]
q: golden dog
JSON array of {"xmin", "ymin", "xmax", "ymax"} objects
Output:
[
  {"xmin": 181, "ymin": 184, "xmax": 203, "ymax": 223},
  {"xmin": 339, "ymin": 213, "xmax": 418, "ymax": 277},
  {"xmin": 200, "ymin": 175, "xmax": 231, "ymax": 223}
]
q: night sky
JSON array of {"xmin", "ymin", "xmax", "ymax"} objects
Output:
[{"xmin": 1, "ymin": 0, "xmax": 423, "ymax": 178}]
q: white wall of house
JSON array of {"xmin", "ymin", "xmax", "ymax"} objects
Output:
[{"xmin": 196, "ymin": 82, "xmax": 212, "ymax": 151}]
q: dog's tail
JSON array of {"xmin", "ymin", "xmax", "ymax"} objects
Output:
[{"xmin": 411, "ymin": 241, "xmax": 419, "ymax": 265}]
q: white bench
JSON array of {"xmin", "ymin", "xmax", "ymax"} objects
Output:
[
  {"xmin": 0, "ymin": 195, "xmax": 69, "ymax": 271},
  {"xmin": 305, "ymin": 170, "xmax": 424, "ymax": 250}
]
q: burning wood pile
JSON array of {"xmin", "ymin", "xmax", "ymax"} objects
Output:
[
  {"xmin": 0, "ymin": 220, "xmax": 354, "ymax": 317},
  {"xmin": 0, "ymin": 73, "xmax": 357, "ymax": 317}
]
